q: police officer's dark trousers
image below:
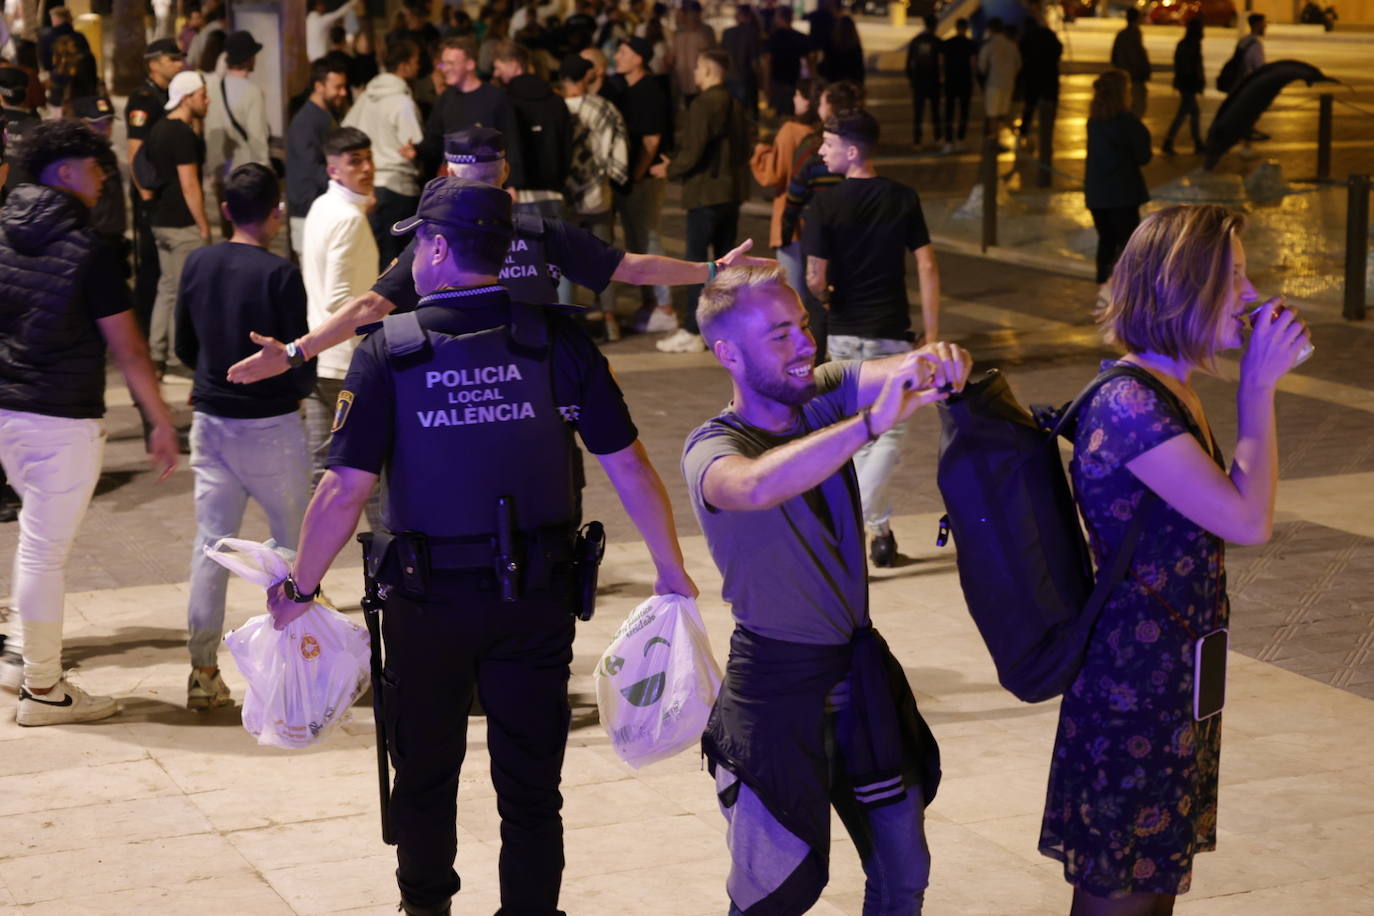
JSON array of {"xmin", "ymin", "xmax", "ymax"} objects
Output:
[{"xmin": 382, "ymin": 569, "xmax": 575, "ymax": 915}]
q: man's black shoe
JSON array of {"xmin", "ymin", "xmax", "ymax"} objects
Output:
[
  {"xmin": 870, "ymin": 532, "xmax": 898, "ymax": 568},
  {"xmin": 398, "ymin": 898, "xmax": 451, "ymax": 916}
]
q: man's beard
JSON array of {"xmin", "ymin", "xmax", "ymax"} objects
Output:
[{"xmin": 742, "ymin": 353, "xmax": 816, "ymax": 407}]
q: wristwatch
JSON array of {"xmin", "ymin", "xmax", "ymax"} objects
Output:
[
  {"xmin": 285, "ymin": 340, "xmax": 306, "ymax": 368},
  {"xmin": 282, "ymin": 575, "xmax": 319, "ymax": 603}
]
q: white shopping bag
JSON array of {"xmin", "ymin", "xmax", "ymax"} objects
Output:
[
  {"xmin": 208, "ymin": 538, "xmax": 371, "ymax": 749},
  {"xmin": 593, "ymin": 593, "xmax": 722, "ymax": 769}
]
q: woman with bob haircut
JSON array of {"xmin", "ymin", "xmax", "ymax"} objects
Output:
[{"xmin": 1038, "ymin": 204, "xmax": 1311, "ymax": 916}]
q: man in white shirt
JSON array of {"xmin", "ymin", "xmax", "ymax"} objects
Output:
[
  {"xmin": 204, "ymin": 31, "xmax": 270, "ymax": 236},
  {"xmin": 301, "ymin": 127, "xmax": 377, "ymax": 491},
  {"xmin": 306, "ymin": 0, "xmax": 357, "ymax": 62},
  {"xmin": 343, "ymin": 38, "xmax": 424, "ymax": 268}
]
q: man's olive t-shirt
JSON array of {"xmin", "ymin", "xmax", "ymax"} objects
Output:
[{"xmin": 682, "ymin": 360, "xmax": 869, "ymax": 646}]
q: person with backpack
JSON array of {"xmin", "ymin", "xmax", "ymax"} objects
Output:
[
  {"xmin": 1229, "ymin": 13, "xmax": 1268, "ymax": 154},
  {"xmin": 682, "ymin": 263, "xmax": 969, "ymax": 915},
  {"xmin": 1162, "ymin": 18, "xmax": 1204, "ymax": 156},
  {"xmin": 491, "ymin": 39, "xmax": 573, "ymax": 222},
  {"xmin": 650, "ymin": 48, "xmax": 750, "ymax": 354},
  {"xmin": 1039, "ymin": 203, "xmax": 1310, "ymax": 916}
]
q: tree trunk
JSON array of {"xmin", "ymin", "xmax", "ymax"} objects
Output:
[{"xmin": 110, "ymin": 0, "xmax": 147, "ymax": 96}]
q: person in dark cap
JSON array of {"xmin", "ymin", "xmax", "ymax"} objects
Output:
[
  {"xmin": 266, "ymin": 175, "xmax": 697, "ymax": 916},
  {"xmin": 126, "ymin": 37, "xmax": 186, "ymax": 333},
  {"xmin": 73, "ymin": 94, "xmax": 128, "ymax": 252},
  {"xmin": 226, "ymin": 126, "xmax": 772, "ymax": 384}
]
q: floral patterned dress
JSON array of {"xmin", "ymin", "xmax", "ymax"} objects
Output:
[{"xmin": 1039, "ymin": 365, "xmax": 1228, "ymax": 897}]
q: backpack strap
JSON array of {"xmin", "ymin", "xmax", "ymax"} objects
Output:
[{"xmin": 1062, "ymin": 362, "xmax": 1202, "ymax": 639}]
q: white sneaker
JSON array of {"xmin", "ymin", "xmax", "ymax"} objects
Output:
[
  {"xmin": 640, "ymin": 308, "xmax": 679, "ymax": 334},
  {"xmin": 187, "ymin": 668, "xmax": 234, "ymax": 711},
  {"xmin": 16, "ymin": 676, "xmax": 118, "ymax": 726},
  {"xmin": 0, "ymin": 649, "xmax": 21, "ymax": 694},
  {"xmin": 656, "ymin": 329, "xmax": 706, "ymax": 353}
]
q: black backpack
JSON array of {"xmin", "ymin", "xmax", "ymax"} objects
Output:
[
  {"xmin": 934, "ymin": 364, "xmax": 1181, "ymax": 703},
  {"xmin": 1216, "ymin": 36, "xmax": 1254, "ymax": 93},
  {"xmin": 132, "ymin": 138, "xmax": 166, "ymax": 195}
]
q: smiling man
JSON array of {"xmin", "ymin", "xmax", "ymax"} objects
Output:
[{"xmin": 681, "ymin": 264, "xmax": 970, "ymax": 915}]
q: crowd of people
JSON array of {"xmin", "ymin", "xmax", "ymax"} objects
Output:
[{"xmin": 0, "ymin": 2, "xmax": 1316, "ymax": 916}]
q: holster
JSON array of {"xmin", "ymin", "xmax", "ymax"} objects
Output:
[
  {"xmin": 357, "ymin": 532, "xmax": 394, "ymax": 846},
  {"xmin": 572, "ymin": 521, "xmax": 606, "ymax": 621}
]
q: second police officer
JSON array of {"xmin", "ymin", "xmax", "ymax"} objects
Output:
[
  {"xmin": 266, "ymin": 177, "xmax": 697, "ymax": 916},
  {"xmin": 226, "ymin": 127, "xmax": 767, "ymax": 383}
]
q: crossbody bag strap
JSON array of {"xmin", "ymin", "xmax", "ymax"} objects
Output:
[{"xmin": 221, "ymin": 76, "xmax": 249, "ymax": 142}]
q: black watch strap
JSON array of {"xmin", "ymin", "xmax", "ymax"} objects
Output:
[
  {"xmin": 283, "ymin": 575, "xmax": 319, "ymax": 603},
  {"xmin": 285, "ymin": 341, "xmax": 306, "ymax": 368}
]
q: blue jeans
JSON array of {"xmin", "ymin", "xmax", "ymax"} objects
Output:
[
  {"xmin": 825, "ymin": 335, "xmax": 914, "ymax": 536},
  {"xmin": 776, "ymin": 241, "xmax": 827, "ymax": 360},
  {"xmin": 724, "ymin": 700, "xmax": 929, "ymax": 916},
  {"xmin": 187, "ymin": 411, "xmax": 310, "ymax": 667}
]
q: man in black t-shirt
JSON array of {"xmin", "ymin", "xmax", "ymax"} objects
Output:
[
  {"xmin": 905, "ymin": 15, "xmax": 942, "ymax": 148},
  {"xmin": 607, "ymin": 36, "xmax": 675, "ymax": 331},
  {"xmin": 174, "ymin": 164, "xmax": 314, "ymax": 712},
  {"xmin": 803, "ymin": 111, "xmax": 940, "ymax": 567},
  {"xmin": 147, "ymin": 69, "xmax": 211, "ymax": 374}
]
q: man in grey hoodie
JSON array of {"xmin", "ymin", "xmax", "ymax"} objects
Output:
[{"xmin": 343, "ymin": 38, "xmax": 424, "ymax": 267}]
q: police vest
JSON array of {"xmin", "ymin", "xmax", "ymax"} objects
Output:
[
  {"xmin": 497, "ymin": 213, "xmax": 562, "ymax": 305},
  {"xmin": 380, "ymin": 295, "xmax": 579, "ymax": 539}
]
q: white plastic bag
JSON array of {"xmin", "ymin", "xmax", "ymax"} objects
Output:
[
  {"xmin": 593, "ymin": 594, "xmax": 723, "ymax": 769},
  {"xmin": 208, "ymin": 538, "xmax": 371, "ymax": 749}
]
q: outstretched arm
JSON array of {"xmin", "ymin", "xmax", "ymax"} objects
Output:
[
  {"xmin": 227, "ymin": 289, "xmax": 397, "ymax": 384},
  {"xmin": 612, "ymin": 238, "xmax": 773, "ymax": 287}
]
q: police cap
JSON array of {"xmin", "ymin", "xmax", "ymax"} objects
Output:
[
  {"xmin": 144, "ymin": 38, "xmax": 184, "ymax": 60},
  {"xmin": 443, "ymin": 127, "xmax": 505, "ymax": 166},
  {"xmin": 391, "ymin": 176, "xmax": 513, "ymax": 238},
  {"xmin": 0, "ymin": 68, "xmax": 28, "ymax": 93}
]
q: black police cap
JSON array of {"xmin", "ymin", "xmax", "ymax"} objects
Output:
[
  {"xmin": 0, "ymin": 68, "xmax": 28, "ymax": 93},
  {"xmin": 72, "ymin": 95, "xmax": 115, "ymax": 121},
  {"xmin": 391, "ymin": 177, "xmax": 513, "ymax": 238},
  {"xmin": 145, "ymin": 38, "xmax": 184, "ymax": 59},
  {"xmin": 443, "ymin": 127, "xmax": 505, "ymax": 166}
]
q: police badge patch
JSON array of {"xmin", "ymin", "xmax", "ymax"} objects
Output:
[
  {"xmin": 331, "ymin": 391, "xmax": 354, "ymax": 432},
  {"xmin": 129, "ymin": 109, "xmax": 147, "ymax": 128}
]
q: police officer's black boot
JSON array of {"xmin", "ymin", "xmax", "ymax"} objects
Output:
[{"xmin": 398, "ymin": 898, "xmax": 451, "ymax": 916}]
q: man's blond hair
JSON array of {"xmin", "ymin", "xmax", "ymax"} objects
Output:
[{"xmin": 698, "ymin": 264, "xmax": 790, "ymax": 346}]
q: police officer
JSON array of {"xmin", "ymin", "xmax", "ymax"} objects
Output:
[
  {"xmin": 226, "ymin": 127, "xmax": 772, "ymax": 384},
  {"xmin": 126, "ymin": 38, "xmax": 185, "ymax": 332},
  {"xmin": 267, "ymin": 177, "xmax": 696, "ymax": 916}
]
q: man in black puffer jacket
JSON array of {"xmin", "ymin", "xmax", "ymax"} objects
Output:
[
  {"xmin": 0, "ymin": 120, "xmax": 179, "ymax": 726},
  {"xmin": 492, "ymin": 39, "xmax": 573, "ymax": 220}
]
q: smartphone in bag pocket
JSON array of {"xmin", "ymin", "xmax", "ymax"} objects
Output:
[{"xmin": 1193, "ymin": 628, "xmax": 1228, "ymax": 721}]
